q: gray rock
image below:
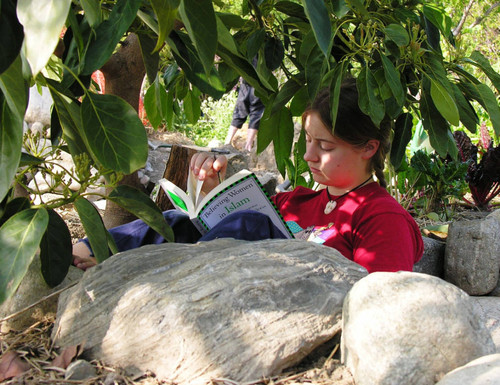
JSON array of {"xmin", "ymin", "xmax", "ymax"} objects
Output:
[
  {"xmin": 0, "ymin": 255, "xmax": 83, "ymax": 332},
  {"xmin": 444, "ymin": 214, "xmax": 500, "ymax": 295},
  {"xmin": 413, "ymin": 236, "xmax": 445, "ymax": 277},
  {"xmin": 65, "ymin": 359, "xmax": 97, "ymax": 380},
  {"xmin": 341, "ymin": 271, "xmax": 495, "ymax": 385},
  {"xmin": 470, "ymin": 296, "xmax": 500, "ymax": 353},
  {"xmin": 435, "ymin": 354, "xmax": 500, "ymax": 385},
  {"xmin": 25, "ymin": 86, "xmax": 52, "ymax": 126},
  {"xmin": 52, "ymin": 239, "xmax": 367, "ymax": 384}
]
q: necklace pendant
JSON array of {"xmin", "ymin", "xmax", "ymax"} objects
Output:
[{"xmin": 324, "ymin": 200, "xmax": 337, "ymax": 215}]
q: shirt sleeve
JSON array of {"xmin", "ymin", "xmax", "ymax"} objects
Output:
[{"xmin": 351, "ymin": 212, "xmax": 423, "ymax": 273}]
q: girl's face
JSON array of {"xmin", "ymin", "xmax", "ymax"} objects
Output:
[{"xmin": 303, "ymin": 111, "xmax": 376, "ymax": 194}]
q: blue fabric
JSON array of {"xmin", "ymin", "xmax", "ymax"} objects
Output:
[{"xmin": 81, "ymin": 210, "xmax": 287, "ymax": 255}]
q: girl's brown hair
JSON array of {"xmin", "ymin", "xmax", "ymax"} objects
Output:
[{"xmin": 302, "ymin": 78, "xmax": 391, "ymax": 187}]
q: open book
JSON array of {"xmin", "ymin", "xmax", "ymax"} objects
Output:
[{"xmin": 159, "ymin": 169, "xmax": 293, "ymax": 238}]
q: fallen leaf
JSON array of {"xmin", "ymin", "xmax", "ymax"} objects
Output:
[
  {"xmin": 0, "ymin": 351, "xmax": 30, "ymax": 381},
  {"xmin": 51, "ymin": 343, "xmax": 84, "ymax": 369}
]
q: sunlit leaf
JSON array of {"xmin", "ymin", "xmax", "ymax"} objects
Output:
[
  {"xmin": 422, "ymin": 4, "xmax": 452, "ymax": 38},
  {"xmin": 384, "ymin": 24, "xmax": 409, "ymax": 47},
  {"xmin": 151, "ymin": 0, "xmax": 179, "ymax": 52},
  {"xmin": 303, "ymin": 0, "xmax": 331, "ymax": 58},
  {"xmin": 74, "ymin": 197, "xmax": 109, "ymax": 263},
  {"xmin": 81, "ymin": 93, "xmax": 148, "ymax": 174},
  {"xmin": 144, "ymin": 76, "xmax": 168, "ymax": 129},
  {"xmin": 80, "ymin": 0, "xmax": 102, "ymax": 27},
  {"xmin": 0, "ymin": 56, "xmax": 28, "ymax": 120},
  {"xmin": 450, "ymin": 83, "xmax": 478, "ymax": 134},
  {"xmin": 40, "ymin": 210, "xmax": 72, "ymax": 288},
  {"xmin": 0, "ymin": 0, "xmax": 24, "ymax": 75},
  {"xmin": 0, "ymin": 94, "xmax": 23, "ymax": 202},
  {"xmin": 82, "ymin": 0, "xmax": 142, "ymax": 75},
  {"xmin": 271, "ymin": 73, "xmax": 304, "ymax": 116},
  {"xmin": 108, "ymin": 185, "xmax": 174, "ymax": 242},
  {"xmin": 468, "ymin": 51, "xmax": 500, "ymax": 95},
  {"xmin": 17, "ymin": 0, "xmax": 71, "ymax": 75},
  {"xmin": 429, "ymin": 78, "xmax": 459, "ymax": 126},
  {"xmin": 216, "ymin": 15, "xmax": 242, "ymax": 57},
  {"xmin": 183, "ymin": 88, "xmax": 201, "ymax": 124},
  {"xmin": 179, "ymin": 0, "xmax": 217, "ymax": 76},
  {"xmin": 0, "ymin": 208, "xmax": 49, "ymax": 304}
]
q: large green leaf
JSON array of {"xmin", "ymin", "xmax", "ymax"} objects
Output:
[
  {"xmin": 429, "ymin": 78, "xmax": 459, "ymax": 126},
  {"xmin": 108, "ymin": 185, "xmax": 174, "ymax": 242},
  {"xmin": 80, "ymin": 0, "xmax": 102, "ymax": 27},
  {"xmin": 82, "ymin": 0, "xmax": 142, "ymax": 75},
  {"xmin": 271, "ymin": 73, "xmax": 305, "ymax": 116},
  {"xmin": 381, "ymin": 55, "xmax": 405, "ymax": 107},
  {"xmin": 216, "ymin": 14, "xmax": 243, "ymax": 57},
  {"xmin": 0, "ymin": 208, "xmax": 49, "ymax": 304},
  {"xmin": 183, "ymin": 88, "xmax": 201, "ymax": 124},
  {"xmin": 305, "ymin": 44, "xmax": 325, "ymax": 101},
  {"xmin": 275, "ymin": 1, "xmax": 307, "ymax": 20},
  {"xmin": 167, "ymin": 31, "xmax": 226, "ymax": 99},
  {"xmin": 258, "ymin": 105, "xmax": 294, "ymax": 176},
  {"xmin": 357, "ymin": 67, "xmax": 385, "ymax": 127},
  {"xmin": 17, "ymin": 0, "xmax": 71, "ymax": 75},
  {"xmin": 303, "ymin": 0, "xmax": 331, "ymax": 58},
  {"xmin": 329, "ymin": 62, "xmax": 346, "ymax": 134},
  {"xmin": 48, "ymin": 85, "xmax": 89, "ymax": 158},
  {"xmin": 450, "ymin": 83, "xmax": 478, "ymax": 134},
  {"xmin": 0, "ymin": 93, "xmax": 23, "ymax": 202},
  {"xmin": 0, "ymin": 56, "xmax": 28, "ymax": 120},
  {"xmin": 137, "ymin": 30, "xmax": 161, "ymax": 85},
  {"xmin": 74, "ymin": 197, "xmax": 110, "ymax": 263},
  {"xmin": 468, "ymin": 51, "xmax": 500, "ymax": 95},
  {"xmin": 390, "ymin": 113, "xmax": 413, "ymax": 169},
  {"xmin": 471, "ymin": 83, "xmax": 500, "ymax": 138},
  {"xmin": 178, "ymin": 0, "xmax": 217, "ymax": 76},
  {"xmin": 81, "ymin": 93, "xmax": 148, "ymax": 174},
  {"xmin": 40, "ymin": 210, "xmax": 72, "ymax": 288},
  {"xmin": 0, "ymin": 197, "xmax": 31, "ymax": 227},
  {"xmin": 384, "ymin": 24, "xmax": 409, "ymax": 47},
  {"xmin": 144, "ymin": 76, "xmax": 169, "ymax": 129},
  {"xmin": 151, "ymin": 0, "xmax": 179, "ymax": 52},
  {"xmin": 422, "ymin": 4, "xmax": 452, "ymax": 38},
  {"xmin": 0, "ymin": 0, "xmax": 24, "ymax": 75}
]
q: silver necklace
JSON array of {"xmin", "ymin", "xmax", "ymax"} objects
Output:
[{"xmin": 324, "ymin": 176, "xmax": 373, "ymax": 215}]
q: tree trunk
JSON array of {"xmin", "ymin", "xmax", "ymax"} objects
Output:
[{"xmin": 100, "ymin": 33, "xmax": 147, "ymax": 229}]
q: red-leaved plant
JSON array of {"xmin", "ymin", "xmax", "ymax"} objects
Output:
[{"xmin": 454, "ymin": 124, "xmax": 500, "ymax": 209}]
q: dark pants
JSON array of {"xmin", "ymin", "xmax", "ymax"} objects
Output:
[{"xmin": 82, "ymin": 210, "xmax": 288, "ymax": 255}]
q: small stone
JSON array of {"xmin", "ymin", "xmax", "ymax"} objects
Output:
[{"xmin": 65, "ymin": 359, "xmax": 97, "ymax": 380}]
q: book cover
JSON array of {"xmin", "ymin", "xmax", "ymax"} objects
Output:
[{"xmin": 159, "ymin": 169, "xmax": 293, "ymax": 238}]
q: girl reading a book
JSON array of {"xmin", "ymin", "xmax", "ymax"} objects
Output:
[{"xmin": 74, "ymin": 78, "xmax": 423, "ymax": 273}]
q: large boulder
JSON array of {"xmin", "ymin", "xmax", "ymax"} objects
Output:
[
  {"xmin": 341, "ymin": 271, "xmax": 495, "ymax": 385},
  {"xmin": 52, "ymin": 238, "xmax": 367, "ymax": 384}
]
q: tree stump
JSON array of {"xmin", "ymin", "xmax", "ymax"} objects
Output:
[{"xmin": 156, "ymin": 145, "xmax": 197, "ymax": 211}]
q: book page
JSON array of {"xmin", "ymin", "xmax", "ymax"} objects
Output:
[{"xmin": 195, "ymin": 173, "xmax": 293, "ymax": 238}]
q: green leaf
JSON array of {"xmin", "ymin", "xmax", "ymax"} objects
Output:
[
  {"xmin": 275, "ymin": 1, "xmax": 307, "ymax": 20},
  {"xmin": 0, "ymin": 0, "xmax": 24, "ymax": 75},
  {"xmin": 332, "ymin": 0, "xmax": 349, "ymax": 18},
  {"xmin": 450, "ymin": 83, "xmax": 478, "ymax": 134},
  {"xmin": 144, "ymin": 77, "xmax": 169, "ymax": 129},
  {"xmin": 468, "ymin": 51, "xmax": 500, "ymax": 95},
  {"xmin": 329, "ymin": 62, "xmax": 345, "ymax": 133},
  {"xmin": 305, "ymin": 44, "xmax": 325, "ymax": 101},
  {"xmin": 216, "ymin": 15, "xmax": 243, "ymax": 57},
  {"xmin": 178, "ymin": 0, "xmax": 217, "ymax": 76},
  {"xmin": 80, "ymin": 0, "xmax": 102, "ymax": 27},
  {"xmin": 271, "ymin": 74, "xmax": 304, "ymax": 116},
  {"xmin": 258, "ymin": 106, "xmax": 294, "ymax": 176},
  {"xmin": 17, "ymin": 0, "xmax": 71, "ymax": 75},
  {"xmin": 81, "ymin": 93, "xmax": 148, "ymax": 174},
  {"xmin": 471, "ymin": 83, "xmax": 500, "ymax": 138},
  {"xmin": 0, "ymin": 93, "xmax": 23, "ymax": 202},
  {"xmin": 40, "ymin": 210, "xmax": 72, "ymax": 288},
  {"xmin": 384, "ymin": 24, "xmax": 409, "ymax": 47},
  {"xmin": 429, "ymin": 78, "xmax": 459, "ymax": 126},
  {"xmin": 0, "ymin": 197, "xmax": 31, "ymax": 227},
  {"xmin": 264, "ymin": 36, "xmax": 284, "ymax": 71},
  {"xmin": 183, "ymin": 88, "xmax": 201, "ymax": 124},
  {"xmin": 108, "ymin": 185, "xmax": 174, "ymax": 242},
  {"xmin": 380, "ymin": 55, "xmax": 405, "ymax": 106},
  {"xmin": 48, "ymin": 85, "xmax": 89, "ymax": 158},
  {"xmin": 0, "ymin": 56, "xmax": 28, "ymax": 120},
  {"xmin": 137, "ymin": 31, "xmax": 161, "ymax": 85},
  {"xmin": 82, "ymin": 0, "xmax": 142, "ymax": 75},
  {"xmin": 357, "ymin": 67, "xmax": 385, "ymax": 127},
  {"xmin": 0, "ymin": 208, "xmax": 49, "ymax": 305},
  {"xmin": 151, "ymin": 0, "xmax": 179, "ymax": 52},
  {"xmin": 74, "ymin": 197, "xmax": 110, "ymax": 263},
  {"xmin": 390, "ymin": 113, "xmax": 413, "ymax": 169},
  {"xmin": 19, "ymin": 153, "xmax": 44, "ymax": 167},
  {"xmin": 303, "ymin": 0, "xmax": 332, "ymax": 58},
  {"xmin": 290, "ymin": 86, "xmax": 309, "ymax": 116},
  {"xmin": 422, "ymin": 4, "xmax": 452, "ymax": 38}
]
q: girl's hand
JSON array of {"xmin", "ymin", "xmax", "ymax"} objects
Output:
[{"xmin": 190, "ymin": 152, "xmax": 227, "ymax": 194}]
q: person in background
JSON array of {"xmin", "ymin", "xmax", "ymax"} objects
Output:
[{"xmin": 74, "ymin": 78, "xmax": 423, "ymax": 273}]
